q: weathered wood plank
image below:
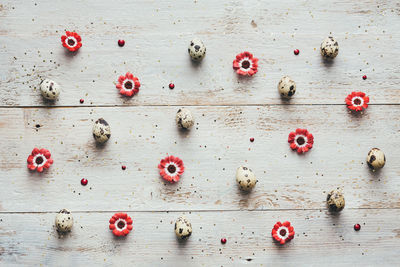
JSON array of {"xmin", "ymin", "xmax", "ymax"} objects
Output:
[
  {"xmin": 0, "ymin": 0, "xmax": 399, "ymax": 106},
  {"xmin": 0, "ymin": 105, "xmax": 399, "ymax": 212},
  {"xmin": 0, "ymin": 209, "xmax": 399, "ymax": 266}
]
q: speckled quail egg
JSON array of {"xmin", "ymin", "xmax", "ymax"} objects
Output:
[
  {"xmin": 188, "ymin": 38, "xmax": 206, "ymax": 61},
  {"xmin": 367, "ymin": 148, "xmax": 386, "ymax": 170},
  {"xmin": 92, "ymin": 118, "xmax": 111, "ymax": 143},
  {"xmin": 55, "ymin": 209, "xmax": 74, "ymax": 232},
  {"xmin": 236, "ymin": 166, "xmax": 257, "ymax": 191},
  {"xmin": 326, "ymin": 189, "xmax": 345, "ymax": 212},
  {"xmin": 278, "ymin": 76, "xmax": 296, "ymax": 98},
  {"xmin": 176, "ymin": 108, "xmax": 194, "ymax": 129},
  {"xmin": 40, "ymin": 79, "xmax": 60, "ymax": 100},
  {"xmin": 175, "ymin": 216, "xmax": 192, "ymax": 240},
  {"xmin": 320, "ymin": 36, "xmax": 339, "ymax": 59}
]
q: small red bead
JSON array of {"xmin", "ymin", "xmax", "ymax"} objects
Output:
[
  {"xmin": 362, "ymin": 75, "xmax": 367, "ymax": 80},
  {"xmin": 169, "ymin": 83, "xmax": 175, "ymax": 89},
  {"xmin": 250, "ymin": 138, "xmax": 254, "ymax": 142},
  {"xmin": 118, "ymin": 40, "xmax": 125, "ymax": 47},
  {"xmin": 122, "ymin": 165, "xmax": 126, "ymax": 170},
  {"xmin": 221, "ymin": 238, "xmax": 227, "ymax": 244},
  {"xmin": 354, "ymin": 224, "xmax": 361, "ymax": 231},
  {"xmin": 294, "ymin": 49, "xmax": 300, "ymax": 55},
  {"xmin": 80, "ymin": 178, "xmax": 88, "ymax": 186},
  {"xmin": 79, "ymin": 99, "xmax": 84, "ymax": 104}
]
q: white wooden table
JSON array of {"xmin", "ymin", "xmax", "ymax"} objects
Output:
[{"xmin": 0, "ymin": 0, "xmax": 399, "ymax": 266}]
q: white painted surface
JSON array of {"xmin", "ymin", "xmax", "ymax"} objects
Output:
[{"xmin": 0, "ymin": 0, "xmax": 399, "ymax": 266}]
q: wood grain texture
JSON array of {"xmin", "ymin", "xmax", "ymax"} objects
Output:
[
  {"xmin": 1, "ymin": 0, "xmax": 400, "ymax": 266},
  {"xmin": 0, "ymin": 105, "xmax": 399, "ymax": 212},
  {"xmin": 1, "ymin": 209, "xmax": 399, "ymax": 266},
  {"xmin": 0, "ymin": 0, "xmax": 399, "ymax": 106}
]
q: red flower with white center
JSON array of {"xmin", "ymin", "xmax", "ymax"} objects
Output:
[
  {"xmin": 158, "ymin": 155, "xmax": 185, "ymax": 183},
  {"xmin": 345, "ymin": 92, "xmax": 369, "ymax": 111},
  {"xmin": 272, "ymin": 221, "xmax": 295, "ymax": 245},
  {"xmin": 288, "ymin": 128, "xmax": 314, "ymax": 154},
  {"xmin": 116, "ymin": 72, "xmax": 141, "ymax": 97},
  {"xmin": 27, "ymin": 148, "xmax": 53, "ymax": 172},
  {"xmin": 232, "ymin": 51, "xmax": 258, "ymax": 76},
  {"xmin": 61, "ymin": 31, "xmax": 82, "ymax": 52},
  {"xmin": 109, "ymin": 213, "xmax": 133, "ymax": 237}
]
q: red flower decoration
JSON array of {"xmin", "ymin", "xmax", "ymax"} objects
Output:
[
  {"xmin": 158, "ymin": 155, "xmax": 185, "ymax": 183},
  {"xmin": 232, "ymin": 51, "xmax": 258, "ymax": 76},
  {"xmin": 272, "ymin": 221, "xmax": 295, "ymax": 245},
  {"xmin": 109, "ymin": 213, "xmax": 133, "ymax": 237},
  {"xmin": 61, "ymin": 31, "xmax": 82, "ymax": 52},
  {"xmin": 345, "ymin": 92, "xmax": 369, "ymax": 111},
  {"xmin": 288, "ymin": 129, "xmax": 314, "ymax": 154},
  {"xmin": 116, "ymin": 72, "xmax": 141, "ymax": 97},
  {"xmin": 27, "ymin": 148, "xmax": 53, "ymax": 172}
]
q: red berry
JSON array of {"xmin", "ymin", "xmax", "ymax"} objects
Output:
[
  {"xmin": 169, "ymin": 83, "xmax": 175, "ymax": 89},
  {"xmin": 354, "ymin": 224, "xmax": 361, "ymax": 231},
  {"xmin": 79, "ymin": 99, "xmax": 84, "ymax": 104},
  {"xmin": 221, "ymin": 238, "xmax": 227, "ymax": 244},
  {"xmin": 294, "ymin": 49, "xmax": 300, "ymax": 55},
  {"xmin": 250, "ymin": 137, "xmax": 254, "ymax": 142},
  {"xmin": 80, "ymin": 178, "xmax": 88, "ymax": 186},
  {"xmin": 122, "ymin": 165, "xmax": 126, "ymax": 170},
  {"xmin": 362, "ymin": 75, "xmax": 367, "ymax": 80},
  {"xmin": 118, "ymin": 40, "xmax": 125, "ymax": 47}
]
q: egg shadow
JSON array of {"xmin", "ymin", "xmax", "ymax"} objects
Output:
[
  {"xmin": 39, "ymin": 97, "xmax": 58, "ymax": 106},
  {"xmin": 176, "ymin": 236, "xmax": 191, "ymax": 248},
  {"xmin": 55, "ymin": 226, "xmax": 73, "ymax": 240},
  {"xmin": 190, "ymin": 58, "xmax": 204, "ymax": 69},
  {"xmin": 321, "ymin": 57, "xmax": 335, "ymax": 68},
  {"xmin": 367, "ymin": 165, "xmax": 385, "ymax": 180},
  {"xmin": 279, "ymin": 96, "xmax": 294, "ymax": 112},
  {"xmin": 326, "ymin": 205, "xmax": 343, "ymax": 219},
  {"xmin": 237, "ymin": 186, "xmax": 257, "ymax": 210},
  {"xmin": 94, "ymin": 140, "xmax": 109, "ymax": 150},
  {"xmin": 176, "ymin": 127, "xmax": 192, "ymax": 139}
]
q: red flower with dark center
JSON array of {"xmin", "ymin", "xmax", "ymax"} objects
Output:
[
  {"xmin": 232, "ymin": 51, "xmax": 258, "ymax": 76},
  {"xmin": 272, "ymin": 221, "xmax": 295, "ymax": 245},
  {"xmin": 158, "ymin": 155, "xmax": 185, "ymax": 183},
  {"xmin": 109, "ymin": 212, "xmax": 133, "ymax": 237},
  {"xmin": 61, "ymin": 31, "xmax": 82, "ymax": 52},
  {"xmin": 288, "ymin": 129, "xmax": 314, "ymax": 154},
  {"xmin": 116, "ymin": 72, "xmax": 141, "ymax": 97},
  {"xmin": 345, "ymin": 92, "xmax": 369, "ymax": 111},
  {"xmin": 27, "ymin": 148, "xmax": 53, "ymax": 172}
]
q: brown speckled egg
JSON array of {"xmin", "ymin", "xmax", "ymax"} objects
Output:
[
  {"xmin": 278, "ymin": 76, "xmax": 296, "ymax": 98},
  {"xmin": 320, "ymin": 36, "xmax": 339, "ymax": 59},
  {"xmin": 40, "ymin": 79, "xmax": 60, "ymax": 100},
  {"xmin": 236, "ymin": 166, "xmax": 257, "ymax": 191},
  {"xmin": 174, "ymin": 216, "xmax": 192, "ymax": 240},
  {"xmin": 367, "ymin": 148, "xmax": 385, "ymax": 170},
  {"xmin": 327, "ymin": 189, "xmax": 345, "ymax": 212},
  {"xmin": 55, "ymin": 209, "xmax": 74, "ymax": 232},
  {"xmin": 92, "ymin": 118, "xmax": 111, "ymax": 143}
]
